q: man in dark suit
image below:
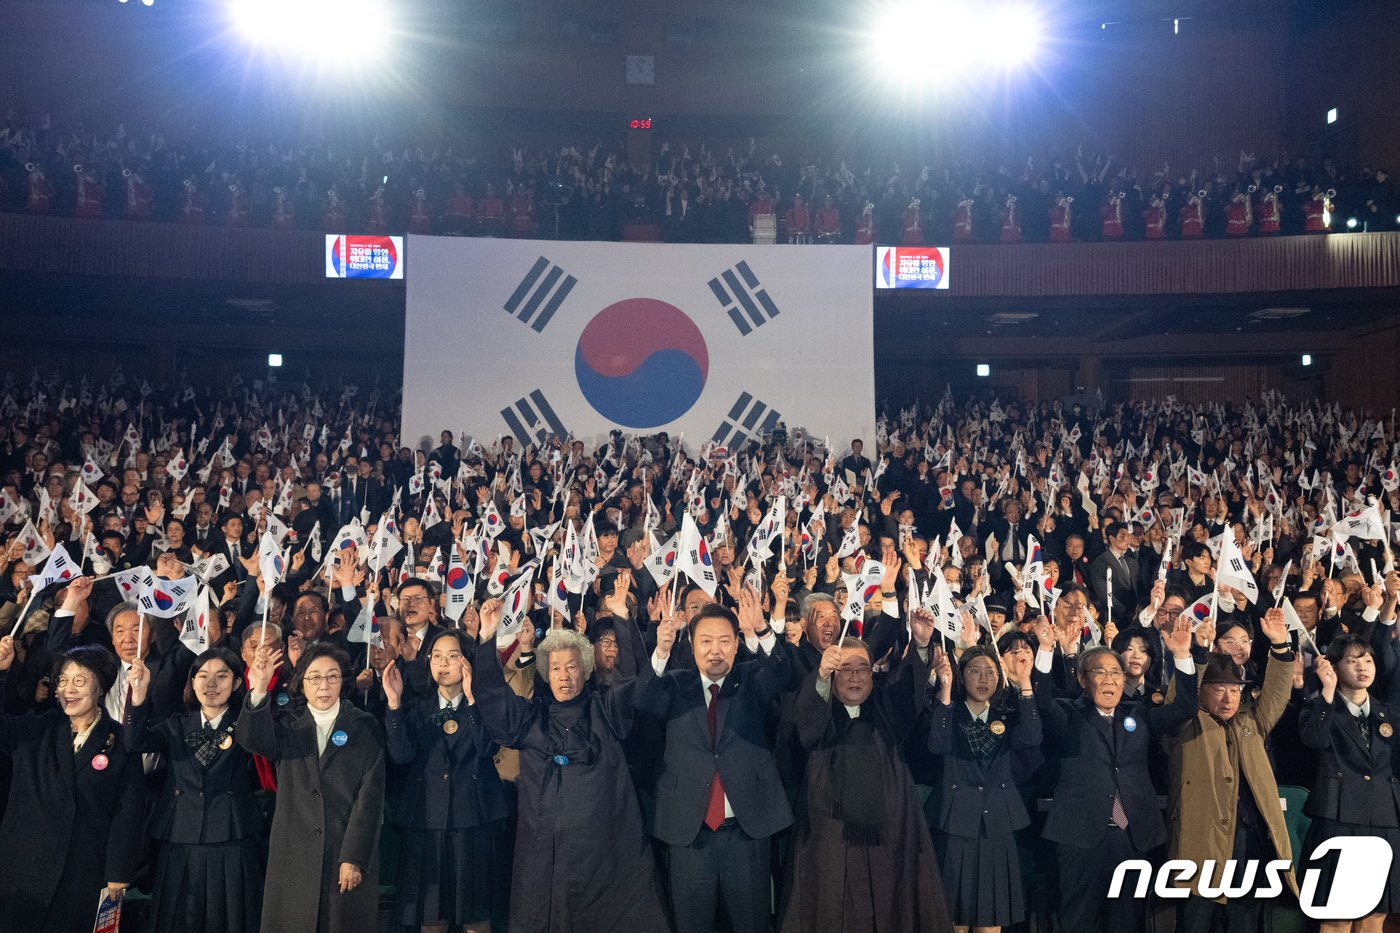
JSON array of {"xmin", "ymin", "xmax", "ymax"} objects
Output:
[
  {"xmin": 340, "ymin": 459, "xmax": 385, "ymax": 524},
  {"xmin": 839, "ymin": 438, "xmax": 872, "ymax": 480},
  {"xmin": 636, "ymin": 593, "xmax": 793, "ymax": 933},
  {"xmin": 1033, "ymin": 613, "xmax": 1198, "ymax": 933},
  {"xmin": 1089, "ymin": 521, "xmax": 1141, "ymax": 625}
]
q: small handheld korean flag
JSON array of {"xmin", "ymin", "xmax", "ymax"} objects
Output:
[
  {"xmin": 644, "ymin": 531, "xmax": 681, "ymax": 587},
  {"xmin": 1217, "ymin": 534, "xmax": 1259, "ymax": 605},
  {"xmin": 497, "ymin": 564, "xmax": 537, "ymax": 647},
  {"xmin": 480, "ymin": 498, "xmax": 507, "ymax": 540},
  {"xmin": 258, "ymin": 532, "xmax": 287, "ymax": 587},
  {"xmin": 367, "ymin": 515, "xmax": 402, "ymax": 575},
  {"xmin": 547, "ymin": 560, "xmax": 572, "ymax": 618},
  {"xmin": 346, "ymin": 599, "xmax": 382, "ymax": 648},
  {"xmin": 80, "ymin": 456, "xmax": 104, "ymax": 486},
  {"xmin": 138, "ymin": 574, "xmax": 197, "ymax": 619},
  {"xmin": 1158, "ymin": 536, "xmax": 1175, "ymax": 581},
  {"xmin": 191, "ymin": 553, "xmax": 230, "ymax": 584},
  {"xmin": 442, "ymin": 543, "xmax": 474, "ymax": 624},
  {"xmin": 17, "ymin": 520, "xmax": 50, "ymax": 566},
  {"xmin": 112, "ymin": 566, "xmax": 154, "ymax": 602},
  {"xmin": 835, "ymin": 514, "xmax": 862, "ymax": 559},
  {"xmin": 748, "ymin": 496, "xmax": 786, "ymax": 562},
  {"xmin": 29, "ymin": 545, "xmax": 80, "ymax": 591},
  {"xmin": 165, "ymin": 449, "xmax": 190, "ymax": 482},
  {"xmin": 677, "ymin": 512, "xmax": 719, "ymax": 597},
  {"xmin": 1184, "ymin": 593, "xmax": 1215, "ymax": 630},
  {"xmin": 179, "ymin": 586, "xmax": 213, "ymax": 655}
]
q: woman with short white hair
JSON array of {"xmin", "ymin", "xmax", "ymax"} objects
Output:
[{"xmin": 473, "ymin": 598, "xmax": 666, "ymax": 932}]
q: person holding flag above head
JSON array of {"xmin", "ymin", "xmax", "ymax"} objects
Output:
[
  {"xmin": 471, "ymin": 594, "xmax": 668, "ymax": 932},
  {"xmin": 124, "ymin": 645, "xmax": 266, "ymax": 933}
]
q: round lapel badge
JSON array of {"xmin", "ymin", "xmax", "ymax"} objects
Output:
[
  {"xmin": 1381, "ymin": 722, "xmax": 1394, "ymax": 739},
  {"xmin": 276, "ymin": 692, "xmax": 290, "ymax": 707},
  {"xmin": 92, "ymin": 754, "xmax": 109, "ymax": 771},
  {"xmin": 331, "ymin": 730, "xmax": 348, "ymax": 747},
  {"xmin": 553, "ymin": 755, "xmax": 570, "ymax": 766},
  {"xmin": 218, "ymin": 734, "xmax": 233, "ymax": 750},
  {"xmin": 1123, "ymin": 716, "xmax": 1138, "ymax": 733},
  {"xmin": 1151, "ymin": 692, "xmax": 1165, "ymax": 705},
  {"xmin": 443, "ymin": 719, "xmax": 460, "ymax": 735},
  {"xmin": 988, "ymin": 720, "xmax": 1006, "ymax": 735}
]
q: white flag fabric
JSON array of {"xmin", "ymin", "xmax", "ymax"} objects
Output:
[
  {"xmin": 1185, "ymin": 593, "xmax": 1215, "ymax": 629},
  {"xmin": 442, "ymin": 544, "xmax": 473, "ymax": 623},
  {"xmin": 677, "ymin": 512, "xmax": 719, "ymax": 596},
  {"xmin": 480, "ymin": 499, "xmax": 507, "ymax": 540},
  {"xmin": 644, "ymin": 531, "xmax": 681, "ymax": 587},
  {"xmin": 331, "ymin": 521, "xmax": 370, "ymax": 565},
  {"xmin": 835, "ymin": 517, "xmax": 862, "ymax": 559},
  {"xmin": 1217, "ymin": 535, "xmax": 1259, "ymax": 605},
  {"xmin": 165, "ymin": 448, "xmax": 190, "ymax": 482},
  {"xmin": 1335, "ymin": 504, "xmax": 1386, "ymax": 542},
  {"xmin": 258, "ymin": 532, "xmax": 287, "ymax": 586},
  {"xmin": 28, "ymin": 545, "xmax": 79, "ymax": 591},
  {"xmin": 367, "ymin": 516, "xmax": 403, "ymax": 574},
  {"xmin": 191, "ymin": 553, "xmax": 230, "ymax": 584},
  {"xmin": 68, "ymin": 479, "xmax": 98, "ymax": 516},
  {"xmin": 346, "ymin": 598, "xmax": 382, "ymax": 647},
  {"xmin": 497, "ymin": 565, "xmax": 537, "ymax": 647},
  {"xmin": 1282, "ymin": 598, "xmax": 1306, "ymax": 635},
  {"xmin": 112, "ymin": 566, "xmax": 154, "ymax": 602},
  {"xmin": 1272, "ymin": 559, "xmax": 1292, "ymax": 603},
  {"xmin": 16, "ymin": 520, "xmax": 49, "ymax": 566},
  {"xmin": 179, "ymin": 586, "xmax": 213, "ymax": 655},
  {"xmin": 839, "ymin": 555, "xmax": 886, "ymax": 623},
  {"xmin": 401, "ymin": 239, "xmax": 873, "ymax": 452},
  {"xmin": 137, "ymin": 574, "xmax": 197, "ymax": 619},
  {"xmin": 748, "ymin": 496, "xmax": 786, "ymax": 562}
]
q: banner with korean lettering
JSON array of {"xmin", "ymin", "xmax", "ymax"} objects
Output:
[
  {"xmin": 326, "ymin": 235, "xmax": 404, "ymax": 279},
  {"xmin": 874, "ymin": 246, "xmax": 950, "ymax": 290},
  {"xmin": 402, "ymin": 238, "xmax": 875, "ymax": 451}
]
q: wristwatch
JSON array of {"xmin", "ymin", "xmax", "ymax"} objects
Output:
[{"xmin": 754, "ymin": 625, "xmax": 773, "ymax": 638}]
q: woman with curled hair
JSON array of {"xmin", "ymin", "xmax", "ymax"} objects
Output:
[
  {"xmin": 0, "ymin": 640, "xmax": 145, "ymax": 933},
  {"xmin": 926, "ymin": 642, "xmax": 1041, "ymax": 932},
  {"xmin": 237, "ymin": 641, "xmax": 385, "ymax": 933},
  {"xmin": 472, "ymin": 597, "xmax": 667, "ymax": 933},
  {"xmin": 126, "ymin": 646, "xmax": 265, "ymax": 933}
]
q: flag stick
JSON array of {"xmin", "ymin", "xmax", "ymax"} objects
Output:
[
  {"xmin": 137, "ymin": 613, "xmax": 146, "ymax": 661},
  {"xmin": 7, "ymin": 589, "xmax": 39, "ymax": 640}
]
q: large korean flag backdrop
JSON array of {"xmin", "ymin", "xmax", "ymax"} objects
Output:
[{"xmin": 402, "ymin": 238, "xmax": 874, "ymax": 452}]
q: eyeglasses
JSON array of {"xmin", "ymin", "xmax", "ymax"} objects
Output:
[
  {"xmin": 965, "ymin": 668, "xmax": 1001, "ymax": 680},
  {"xmin": 400, "ymin": 595, "xmax": 431, "ymax": 605},
  {"xmin": 1086, "ymin": 668, "xmax": 1124, "ymax": 682},
  {"xmin": 597, "ymin": 637, "xmax": 618, "ymax": 648},
  {"xmin": 56, "ymin": 675, "xmax": 90, "ymax": 688},
  {"xmin": 303, "ymin": 674, "xmax": 343, "ymax": 687},
  {"xmin": 1155, "ymin": 608, "xmax": 1185, "ymax": 620},
  {"xmin": 1218, "ymin": 636, "xmax": 1251, "ymax": 649},
  {"xmin": 835, "ymin": 665, "xmax": 872, "ymax": 677}
]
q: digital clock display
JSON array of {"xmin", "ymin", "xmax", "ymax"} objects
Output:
[{"xmin": 628, "ymin": 118, "xmax": 653, "ymax": 131}]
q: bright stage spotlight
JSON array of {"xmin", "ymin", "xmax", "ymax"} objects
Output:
[
  {"xmin": 869, "ymin": 1, "xmax": 1042, "ymax": 87},
  {"xmin": 228, "ymin": 0, "xmax": 390, "ymax": 66}
]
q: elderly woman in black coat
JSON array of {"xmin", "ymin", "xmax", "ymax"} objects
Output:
[
  {"xmin": 384, "ymin": 627, "xmax": 512, "ymax": 933},
  {"xmin": 473, "ymin": 595, "xmax": 668, "ymax": 933},
  {"xmin": 0, "ymin": 639, "xmax": 145, "ymax": 933},
  {"xmin": 237, "ymin": 641, "xmax": 386, "ymax": 933},
  {"xmin": 126, "ymin": 645, "xmax": 266, "ymax": 933}
]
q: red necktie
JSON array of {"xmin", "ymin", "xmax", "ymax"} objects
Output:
[{"xmin": 704, "ymin": 683, "xmax": 726, "ymax": 831}]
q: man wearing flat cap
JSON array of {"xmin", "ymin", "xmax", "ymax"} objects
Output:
[{"xmin": 1168, "ymin": 606, "xmax": 1298, "ymax": 932}]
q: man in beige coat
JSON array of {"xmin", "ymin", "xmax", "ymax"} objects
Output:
[{"xmin": 1169, "ymin": 606, "xmax": 1298, "ymax": 933}]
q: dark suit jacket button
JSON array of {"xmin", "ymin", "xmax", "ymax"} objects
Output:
[
  {"xmin": 174, "ymin": 789, "xmax": 182, "ymax": 796},
  {"xmin": 312, "ymin": 790, "xmax": 320, "ymax": 797},
  {"xmin": 951, "ymin": 784, "xmax": 957, "ymax": 790},
  {"xmin": 977, "ymin": 785, "xmax": 984, "ymax": 791},
  {"xmin": 1224, "ymin": 777, "xmax": 1232, "ymax": 783},
  {"xmin": 443, "ymin": 773, "xmax": 450, "ymax": 780},
  {"xmin": 313, "ymin": 828, "xmax": 322, "ymax": 835}
]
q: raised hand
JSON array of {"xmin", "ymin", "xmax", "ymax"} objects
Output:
[
  {"xmin": 128, "ymin": 656, "xmax": 151, "ymax": 706},
  {"xmin": 1260, "ymin": 607, "xmax": 1288, "ymax": 646},
  {"xmin": 1003, "ymin": 648, "xmax": 1033, "ymax": 690},
  {"xmin": 1315, "ymin": 656, "xmax": 1337, "ymax": 699},
  {"xmin": 248, "ymin": 646, "xmax": 283, "ymax": 697},
  {"xmin": 909, "ymin": 607, "xmax": 935, "ymax": 647},
  {"xmin": 818, "ymin": 644, "xmax": 843, "ymax": 679},
  {"xmin": 382, "ymin": 662, "xmax": 403, "ymax": 709},
  {"xmin": 479, "ymin": 598, "xmax": 502, "ymax": 643},
  {"xmin": 0, "ymin": 635, "xmax": 14, "ymax": 672},
  {"xmin": 1162, "ymin": 613, "xmax": 1194, "ymax": 659},
  {"xmin": 654, "ymin": 615, "xmax": 677, "ymax": 659}
]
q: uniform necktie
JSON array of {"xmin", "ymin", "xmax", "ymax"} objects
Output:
[
  {"xmin": 705, "ymin": 683, "xmax": 726, "ymax": 830},
  {"xmin": 1111, "ymin": 794, "xmax": 1130, "ymax": 829},
  {"xmin": 1356, "ymin": 711, "xmax": 1371, "ymax": 751}
]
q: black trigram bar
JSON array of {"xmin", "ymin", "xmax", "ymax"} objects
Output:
[
  {"xmin": 707, "ymin": 259, "xmax": 781, "ymax": 336},
  {"xmin": 501, "ymin": 390, "xmax": 569, "ymax": 447},
  {"xmin": 710, "ymin": 391, "xmax": 782, "ymax": 448},
  {"xmin": 503, "ymin": 256, "xmax": 577, "ymax": 333}
]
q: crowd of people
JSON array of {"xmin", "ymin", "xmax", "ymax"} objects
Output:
[
  {"xmin": 2, "ymin": 113, "xmax": 1397, "ymax": 244},
  {"xmin": 1, "ymin": 368, "xmax": 1399, "ymax": 933}
]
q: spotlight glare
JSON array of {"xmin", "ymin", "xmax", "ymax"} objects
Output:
[
  {"xmin": 268, "ymin": 353, "xmax": 284, "ymax": 368},
  {"xmin": 976, "ymin": 363, "xmax": 991, "ymax": 377},
  {"xmin": 1301, "ymin": 354, "xmax": 1312, "ymax": 367},
  {"xmin": 1346, "ymin": 217, "xmax": 1359, "ymax": 229},
  {"xmin": 990, "ymin": 6, "xmax": 1043, "ymax": 67},
  {"xmin": 229, "ymin": 0, "xmax": 389, "ymax": 65},
  {"xmin": 871, "ymin": 1, "xmax": 1037, "ymax": 86}
]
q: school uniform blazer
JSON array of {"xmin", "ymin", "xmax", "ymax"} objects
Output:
[
  {"xmin": 926, "ymin": 692, "xmax": 1042, "ymax": 838},
  {"xmin": 1035, "ymin": 662, "xmax": 1198, "ymax": 851},
  {"xmin": 635, "ymin": 637, "xmax": 794, "ymax": 847},
  {"xmin": 1298, "ymin": 695, "xmax": 1400, "ymax": 827},
  {"xmin": 124, "ymin": 703, "xmax": 265, "ymax": 844},
  {"xmin": 384, "ymin": 694, "xmax": 512, "ymax": 831}
]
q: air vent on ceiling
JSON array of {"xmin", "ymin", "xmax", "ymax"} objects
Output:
[{"xmin": 988, "ymin": 312, "xmax": 1039, "ymax": 326}]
